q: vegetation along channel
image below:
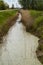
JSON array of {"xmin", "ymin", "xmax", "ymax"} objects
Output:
[
  {"xmin": 0, "ymin": 12, "xmax": 42, "ymax": 65},
  {"xmin": 0, "ymin": 0, "xmax": 43, "ymax": 65},
  {"xmin": 20, "ymin": 10, "xmax": 43, "ymax": 64}
]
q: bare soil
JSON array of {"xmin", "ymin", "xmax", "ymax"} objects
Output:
[{"xmin": 20, "ymin": 10, "xmax": 33, "ymax": 28}]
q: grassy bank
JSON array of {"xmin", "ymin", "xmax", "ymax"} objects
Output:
[
  {"xmin": 30, "ymin": 10, "xmax": 43, "ymax": 64},
  {"xmin": 0, "ymin": 9, "xmax": 18, "ymax": 43},
  {"xmin": 0, "ymin": 10, "xmax": 18, "ymax": 28},
  {"xmin": 30, "ymin": 10, "xmax": 43, "ymax": 38}
]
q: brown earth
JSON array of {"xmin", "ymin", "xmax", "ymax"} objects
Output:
[{"xmin": 20, "ymin": 10, "xmax": 33, "ymax": 29}]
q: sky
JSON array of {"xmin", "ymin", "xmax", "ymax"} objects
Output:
[{"xmin": 4, "ymin": 0, "xmax": 21, "ymax": 8}]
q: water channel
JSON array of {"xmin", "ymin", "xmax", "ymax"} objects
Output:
[{"xmin": 0, "ymin": 13, "xmax": 42, "ymax": 65}]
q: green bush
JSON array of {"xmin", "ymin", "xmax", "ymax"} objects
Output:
[
  {"xmin": 0, "ymin": 1, "xmax": 9, "ymax": 10},
  {"xmin": 30, "ymin": 10, "xmax": 43, "ymax": 38},
  {"xmin": 30, "ymin": 10, "xmax": 43, "ymax": 18},
  {"xmin": 37, "ymin": 26, "xmax": 43, "ymax": 38},
  {"xmin": 33, "ymin": 16, "xmax": 43, "ymax": 29}
]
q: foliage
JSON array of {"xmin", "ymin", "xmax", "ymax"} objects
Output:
[
  {"xmin": 18, "ymin": 0, "xmax": 43, "ymax": 10},
  {"xmin": 18, "ymin": 0, "xmax": 30, "ymax": 9},
  {"xmin": 30, "ymin": 10, "xmax": 43, "ymax": 18},
  {"xmin": 33, "ymin": 16, "xmax": 43, "ymax": 29},
  {"xmin": 0, "ymin": 10, "xmax": 17, "ymax": 27},
  {"xmin": 30, "ymin": 10, "xmax": 43, "ymax": 38},
  {"xmin": 0, "ymin": 0, "xmax": 9, "ymax": 10},
  {"xmin": 11, "ymin": 4, "xmax": 14, "ymax": 9},
  {"xmin": 0, "ymin": 0, "xmax": 5, "ymax": 10}
]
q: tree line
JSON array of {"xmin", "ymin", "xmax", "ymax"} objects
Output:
[
  {"xmin": 0, "ymin": 0, "xmax": 14, "ymax": 10},
  {"xmin": 18, "ymin": 0, "xmax": 43, "ymax": 10},
  {"xmin": 0, "ymin": 0, "xmax": 9, "ymax": 10}
]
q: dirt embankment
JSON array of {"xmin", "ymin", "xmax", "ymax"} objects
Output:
[
  {"xmin": 20, "ymin": 10, "xmax": 43, "ymax": 64},
  {"xmin": 36, "ymin": 39, "xmax": 43, "ymax": 64},
  {"xmin": 0, "ymin": 12, "xmax": 18, "ymax": 43},
  {"xmin": 20, "ymin": 10, "xmax": 33, "ymax": 29}
]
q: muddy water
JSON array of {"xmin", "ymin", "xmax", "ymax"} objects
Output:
[{"xmin": 0, "ymin": 14, "xmax": 42, "ymax": 65}]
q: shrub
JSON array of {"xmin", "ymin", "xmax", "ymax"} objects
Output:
[
  {"xmin": 30, "ymin": 10, "xmax": 43, "ymax": 18},
  {"xmin": 33, "ymin": 16, "xmax": 43, "ymax": 29}
]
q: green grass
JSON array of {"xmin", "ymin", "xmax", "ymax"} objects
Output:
[
  {"xmin": 33, "ymin": 16, "xmax": 43, "ymax": 29},
  {"xmin": 30, "ymin": 10, "xmax": 43, "ymax": 38},
  {"xmin": 0, "ymin": 10, "xmax": 18, "ymax": 27},
  {"xmin": 30, "ymin": 10, "xmax": 43, "ymax": 18}
]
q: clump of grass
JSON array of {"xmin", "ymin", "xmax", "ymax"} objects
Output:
[
  {"xmin": 33, "ymin": 16, "xmax": 43, "ymax": 29},
  {"xmin": 30, "ymin": 10, "xmax": 43, "ymax": 18},
  {"xmin": 0, "ymin": 10, "xmax": 18, "ymax": 27},
  {"xmin": 30, "ymin": 10, "xmax": 43, "ymax": 38}
]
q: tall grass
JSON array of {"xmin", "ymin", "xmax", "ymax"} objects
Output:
[
  {"xmin": 0, "ymin": 10, "xmax": 17, "ymax": 27},
  {"xmin": 0, "ymin": 9, "xmax": 18, "ymax": 42},
  {"xmin": 30, "ymin": 10, "xmax": 43, "ymax": 38}
]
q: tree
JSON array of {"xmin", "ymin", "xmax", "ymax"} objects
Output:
[
  {"xmin": 0, "ymin": 0, "xmax": 5, "ymax": 10},
  {"xmin": 18, "ymin": 0, "xmax": 43, "ymax": 10},
  {"xmin": 31, "ymin": 0, "xmax": 43, "ymax": 10},
  {"xmin": 11, "ymin": 4, "xmax": 14, "ymax": 9},
  {"xmin": 0, "ymin": 0, "xmax": 9, "ymax": 10},
  {"xmin": 5, "ymin": 3, "xmax": 9, "ymax": 9},
  {"xmin": 35, "ymin": 0, "xmax": 43, "ymax": 10},
  {"xmin": 18, "ymin": 0, "xmax": 30, "ymax": 9}
]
